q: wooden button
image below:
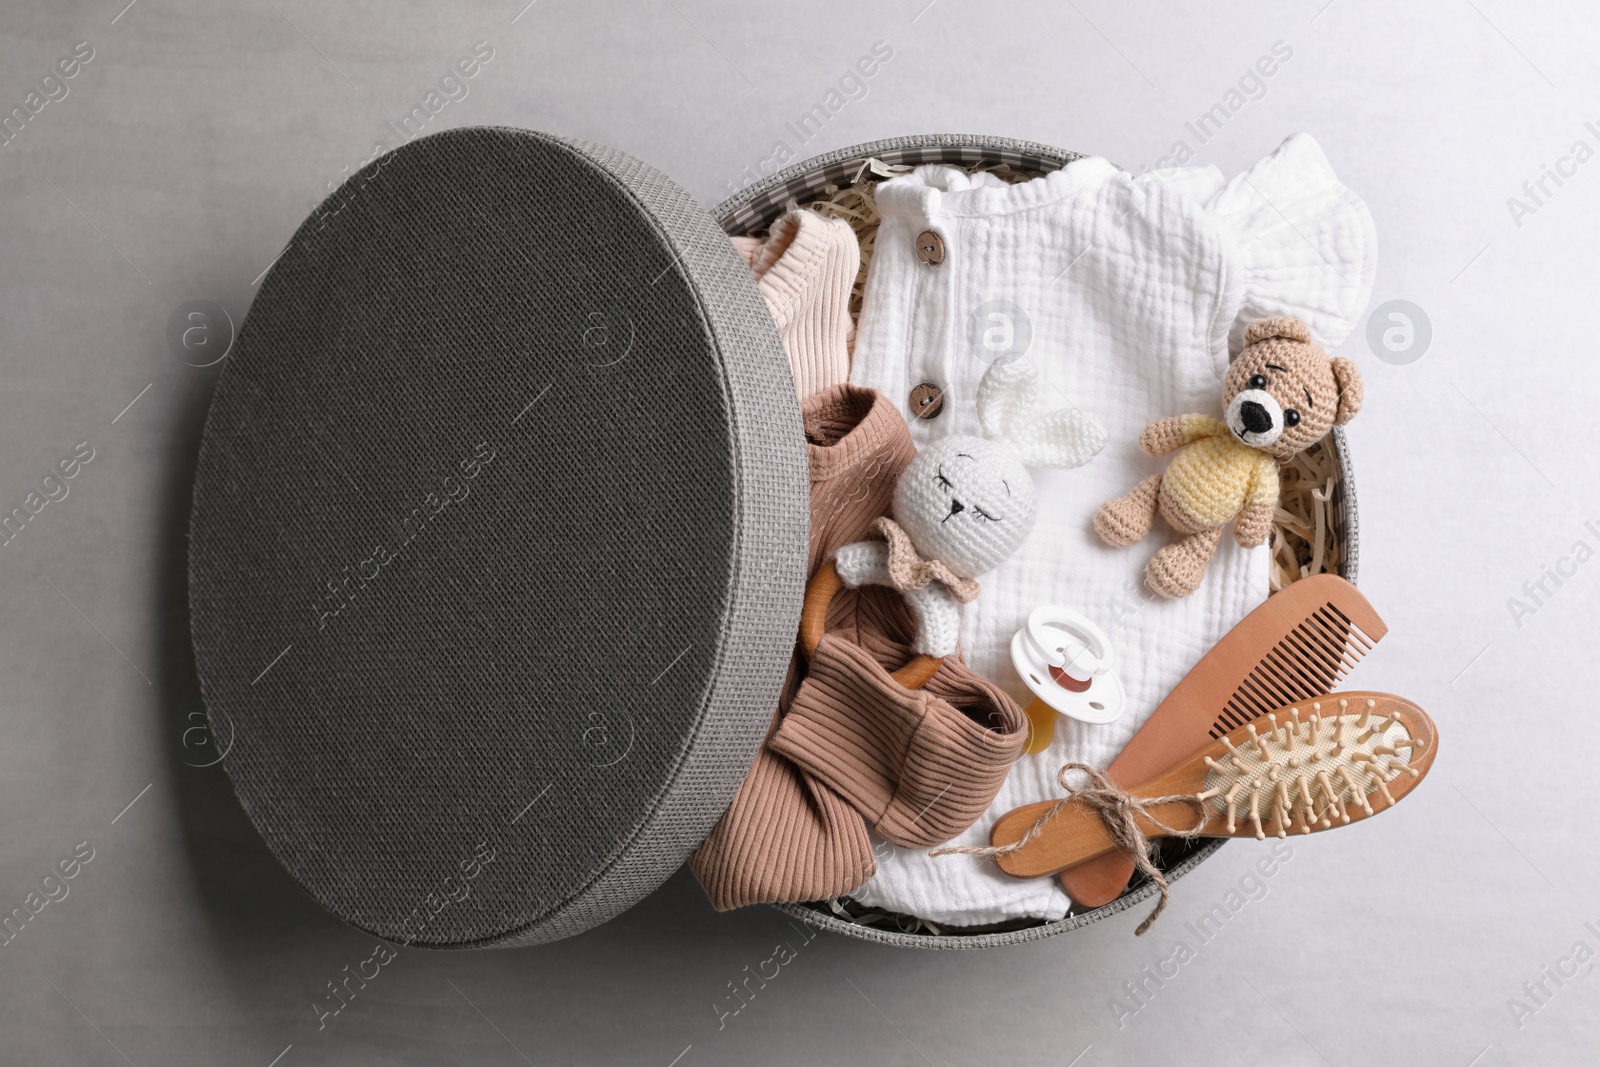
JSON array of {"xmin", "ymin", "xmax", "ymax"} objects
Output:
[
  {"xmin": 915, "ymin": 230, "xmax": 945, "ymax": 266},
  {"xmin": 909, "ymin": 383, "xmax": 944, "ymax": 420}
]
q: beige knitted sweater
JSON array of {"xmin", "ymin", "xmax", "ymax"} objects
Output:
[
  {"xmin": 730, "ymin": 209, "xmax": 858, "ymax": 401},
  {"xmin": 689, "ymin": 386, "xmax": 1026, "ymax": 910}
]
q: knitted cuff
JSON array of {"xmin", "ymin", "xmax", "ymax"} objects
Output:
[
  {"xmin": 689, "ymin": 745, "xmax": 875, "ymax": 911},
  {"xmin": 771, "ymin": 634, "xmax": 1027, "ymax": 850},
  {"xmin": 880, "ymin": 663, "xmax": 1027, "ymax": 847}
]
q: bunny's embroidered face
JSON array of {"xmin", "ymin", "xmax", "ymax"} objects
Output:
[
  {"xmin": 887, "ymin": 356, "xmax": 1110, "ymax": 580},
  {"xmin": 894, "ymin": 435, "xmax": 1036, "ymax": 579}
]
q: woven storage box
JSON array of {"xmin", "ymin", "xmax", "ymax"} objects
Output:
[{"xmin": 188, "ymin": 129, "xmax": 1358, "ymax": 950}]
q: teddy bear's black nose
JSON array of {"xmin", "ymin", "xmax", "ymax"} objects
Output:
[
  {"xmin": 1239, "ymin": 400, "xmax": 1274, "ymax": 434},
  {"xmin": 943, "ymin": 498, "xmax": 966, "ymax": 523}
]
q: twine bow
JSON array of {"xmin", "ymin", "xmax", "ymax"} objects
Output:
[{"xmin": 931, "ymin": 762, "xmax": 1209, "ymax": 936}]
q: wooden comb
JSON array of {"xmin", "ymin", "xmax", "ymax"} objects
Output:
[
  {"xmin": 1058, "ymin": 574, "xmax": 1387, "ymax": 906},
  {"xmin": 992, "ymin": 693, "xmax": 1435, "ymax": 878}
]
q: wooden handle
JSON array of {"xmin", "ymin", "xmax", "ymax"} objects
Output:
[
  {"xmin": 997, "ymin": 693, "xmax": 1435, "ymax": 882},
  {"xmin": 991, "ymin": 796, "xmax": 1208, "ymax": 879},
  {"xmin": 1059, "ymin": 575, "xmax": 1389, "ymax": 908},
  {"xmin": 801, "ymin": 561, "xmax": 942, "ymax": 690}
]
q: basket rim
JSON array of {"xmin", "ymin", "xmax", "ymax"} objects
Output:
[{"xmin": 714, "ymin": 133, "xmax": 1360, "ymax": 949}]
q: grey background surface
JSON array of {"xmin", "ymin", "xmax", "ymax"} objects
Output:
[{"xmin": 0, "ymin": 1, "xmax": 1595, "ymax": 1064}]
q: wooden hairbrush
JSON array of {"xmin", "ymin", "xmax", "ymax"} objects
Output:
[
  {"xmin": 992, "ymin": 693, "xmax": 1435, "ymax": 879},
  {"xmin": 1059, "ymin": 574, "xmax": 1387, "ymax": 906}
]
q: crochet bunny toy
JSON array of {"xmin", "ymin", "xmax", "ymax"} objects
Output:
[
  {"xmin": 1095, "ymin": 316, "xmax": 1363, "ymax": 599},
  {"xmin": 834, "ymin": 358, "xmax": 1107, "ymax": 658}
]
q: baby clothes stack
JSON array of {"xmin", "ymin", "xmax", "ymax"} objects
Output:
[
  {"xmin": 689, "ymin": 385, "xmax": 1027, "ymax": 910},
  {"xmin": 846, "ymin": 133, "xmax": 1378, "ymax": 924}
]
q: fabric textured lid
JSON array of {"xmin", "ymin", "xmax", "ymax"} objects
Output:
[{"xmin": 188, "ymin": 126, "xmax": 807, "ymax": 947}]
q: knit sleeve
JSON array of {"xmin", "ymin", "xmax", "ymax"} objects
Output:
[{"xmin": 1203, "ymin": 134, "xmax": 1378, "ymax": 356}]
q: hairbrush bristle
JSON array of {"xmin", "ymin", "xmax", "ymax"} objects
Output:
[{"xmin": 1197, "ymin": 707, "xmax": 1426, "ymax": 839}]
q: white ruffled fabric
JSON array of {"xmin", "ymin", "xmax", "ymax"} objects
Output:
[{"xmin": 847, "ymin": 133, "xmax": 1377, "ymax": 924}]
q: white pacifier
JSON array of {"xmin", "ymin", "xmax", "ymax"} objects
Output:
[{"xmin": 1010, "ymin": 607, "xmax": 1126, "ymax": 750}]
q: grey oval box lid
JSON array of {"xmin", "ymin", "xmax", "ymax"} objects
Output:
[{"xmin": 188, "ymin": 127, "xmax": 808, "ymax": 947}]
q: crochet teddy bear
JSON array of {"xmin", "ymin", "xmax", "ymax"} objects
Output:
[
  {"xmin": 1094, "ymin": 316, "xmax": 1363, "ymax": 599},
  {"xmin": 834, "ymin": 358, "xmax": 1107, "ymax": 657}
]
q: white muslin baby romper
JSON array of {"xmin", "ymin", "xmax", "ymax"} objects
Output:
[{"xmin": 847, "ymin": 133, "xmax": 1377, "ymax": 924}]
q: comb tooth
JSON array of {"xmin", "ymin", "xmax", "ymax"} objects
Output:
[
  {"xmin": 1288, "ymin": 628, "xmax": 1350, "ymax": 683},
  {"xmin": 1251, "ymin": 672, "xmax": 1295, "ymax": 712},
  {"xmin": 1322, "ymin": 612, "xmax": 1369, "ymax": 663},
  {"xmin": 1229, "ymin": 682, "xmax": 1276, "ymax": 720},
  {"xmin": 1249, "ymin": 788, "xmax": 1264, "ymax": 840},
  {"xmin": 1292, "ymin": 613, "xmax": 1348, "ymax": 666},
  {"xmin": 1304, "ymin": 640, "xmax": 1360, "ymax": 683},
  {"xmin": 1254, "ymin": 652, "xmax": 1307, "ymax": 705},
  {"xmin": 1318, "ymin": 599, "xmax": 1357, "ymax": 635},
  {"xmin": 1313, "ymin": 610, "xmax": 1370, "ymax": 663},
  {"xmin": 1255, "ymin": 656, "xmax": 1304, "ymax": 705},
  {"xmin": 1358, "ymin": 700, "xmax": 1374, "ymax": 730},
  {"xmin": 1273, "ymin": 632, "xmax": 1327, "ymax": 689},
  {"xmin": 1323, "ymin": 602, "xmax": 1375, "ymax": 649},
  {"xmin": 1321, "ymin": 601, "xmax": 1375, "ymax": 650},
  {"xmin": 1275, "ymin": 631, "xmax": 1336, "ymax": 694},
  {"xmin": 1297, "ymin": 777, "xmax": 1316, "ymax": 833},
  {"xmin": 1232, "ymin": 688, "xmax": 1280, "ymax": 727},
  {"xmin": 1255, "ymin": 647, "xmax": 1308, "ymax": 695},
  {"xmin": 1303, "ymin": 611, "xmax": 1361, "ymax": 670}
]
